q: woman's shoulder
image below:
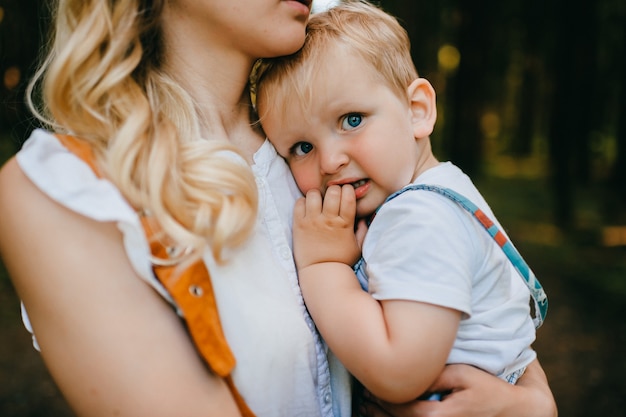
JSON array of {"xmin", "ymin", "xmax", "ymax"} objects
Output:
[
  {"xmin": 0, "ymin": 149, "xmax": 104, "ymax": 274},
  {"xmin": 1, "ymin": 129, "xmax": 160, "ymax": 289},
  {"xmin": 0, "ymin": 146, "xmax": 54, "ymax": 225},
  {"xmin": 0, "ymin": 155, "xmax": 34, "ymax": 210},
  {"xmin": 0, "ymin": 132, "xmax": 132, "ymax": 258},
  {"xmin": 13, "ymin": 129, "xmax": 137, "ymax": 224}
]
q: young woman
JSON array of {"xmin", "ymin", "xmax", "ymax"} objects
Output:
[{"xmin": 0, "ymin": 0, "xmax": 556, "ymax": 416}]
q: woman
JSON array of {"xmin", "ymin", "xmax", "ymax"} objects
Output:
[{"xmin": 0, "ymin": 0, "xmax": 556, "ymax": 416}]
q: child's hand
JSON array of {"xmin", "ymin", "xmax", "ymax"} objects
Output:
[{"xmin": 293, "ymin": 184, "xmax": 361, "ymax": 270}]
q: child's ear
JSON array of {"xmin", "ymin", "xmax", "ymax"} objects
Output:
[{"xmin": 407, "ymin": 78, "xmax": 437, "ymax": 138}]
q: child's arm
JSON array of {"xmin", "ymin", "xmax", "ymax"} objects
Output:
[{"xmin": 294, "ymin": 185, "xmax": 462, "ymax": 404}]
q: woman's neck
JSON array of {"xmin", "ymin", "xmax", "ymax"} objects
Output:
[
  {"xmin": 166, "ymin": 59, "xmax": 264, "ymax": 162},
  {"xmin": 161, "ymin": 9, "xmax": 265, "ymax": 161}
]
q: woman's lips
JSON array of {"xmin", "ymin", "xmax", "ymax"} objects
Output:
[{"xmin": 284, "ymin": 0, "xmax": 312, "ymax": 14}]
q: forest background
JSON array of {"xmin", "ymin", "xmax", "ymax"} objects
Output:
[{"xmin": 1, "ymin": 0, "xmax": 625, "ymax": 416}]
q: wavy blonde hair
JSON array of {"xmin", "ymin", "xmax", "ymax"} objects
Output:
[{"xmin": 28, "ymin": 0, "xmax": 258, "ymax": 264}]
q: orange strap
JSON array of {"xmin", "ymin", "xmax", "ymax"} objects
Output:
[{"xmin": 56, "ymin": 134, "xmax": 255, "ymax": 416}]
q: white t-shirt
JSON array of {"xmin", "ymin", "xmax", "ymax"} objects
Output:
[
  {"xmin": 17, "ymin": 129, "xmax": 351, "ymax": 417},
  {"xmin": 358, "ymin": 162, "xmax": 537, "ymax": 378}
]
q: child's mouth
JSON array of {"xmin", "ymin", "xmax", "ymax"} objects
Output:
[
  {"xmin": 351, "ymin": 179, "xmax": 370, "ymax": 199},
  {"xmin": 351, "ymin": 179, "xmax": 368, "ymax": 189}
]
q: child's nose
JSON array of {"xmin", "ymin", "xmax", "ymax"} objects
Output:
[{"xmin": 320, "ymin": 147, "xmax": 349, "ymax": 175}]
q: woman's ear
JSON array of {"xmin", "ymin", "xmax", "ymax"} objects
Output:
[{"xmin": 407, "ymin": 78, "xmax": 437, "ymax": 139}]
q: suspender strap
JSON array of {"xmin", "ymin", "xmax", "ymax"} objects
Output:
[
  {"xmin": 56, "ymin": 134, "xmax": 255, "ymax": 416},
  {"xmin": 145, "ymin": 230, "xmax": 256, "ymax": 417},
  {"xmin": 383, "ymin": 184, "xmax": 548, "ymax": 329}
]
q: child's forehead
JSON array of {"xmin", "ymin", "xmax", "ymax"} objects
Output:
[
  {"xmin": 266, "ymin": 47, "xmax": 393, "ymax": 115},
  {"xmin": 305, "ymin": 43, "xmax": 378, "ymax": 84},
  {"xmin": 257, "ymin": 43, "xmax": 391, "ymax": 121}
]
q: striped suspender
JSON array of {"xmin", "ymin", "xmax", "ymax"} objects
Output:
[{"xmin": 383, "ymin": 184, "xmax": 548, "ymax": 329}]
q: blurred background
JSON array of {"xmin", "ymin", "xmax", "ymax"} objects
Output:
[{"xmin": 1, "ymin": 0, "xmax": 625, "ymax": 415}]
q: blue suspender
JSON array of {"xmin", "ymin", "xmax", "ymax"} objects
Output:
[{"xmin": 372, "ymin": 184, "xmax": 548, "ymax": 329}]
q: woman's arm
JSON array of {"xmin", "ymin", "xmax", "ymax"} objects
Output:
[
  {"xmin": 358, "ymin": 359, "xmax": 557, "ymax": 417},
  {"xmin": 0, "ymin": 158, "xmax": 242, "ymax": 417}
]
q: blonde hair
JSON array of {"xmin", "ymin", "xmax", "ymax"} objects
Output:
[
  {"xmin": 28, "ymin": 0, "xmax": 258, "ymax": 264},
  {"xmin": 255, "ymin": 0, "xmax": 418, "ymax": 119}
]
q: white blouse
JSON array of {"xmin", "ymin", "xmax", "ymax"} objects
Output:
[{"xmin": 17, "ymin": 129, "xmax": 351, "ymax": 417}]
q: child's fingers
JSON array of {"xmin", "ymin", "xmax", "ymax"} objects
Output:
[
  {"xmin": 293, "ymin": 196, "xmax": 306, "ymax": 220},
  {"xmin": 339, "ymin": 185, "xmax": 356, "ymax": 220},
  {"xmin": 355, "ymin": 218, "xmax": 368, "ymax": 249},
  {"xmin": 304, "ymin": 189, "xmax": 323, "ymax": 216},
  {"xmin": 322, "ymin": 185, "xmax": 342, "ymax": 216}
]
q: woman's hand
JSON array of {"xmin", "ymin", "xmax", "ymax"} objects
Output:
[{"xmin": 357, "ymin": 360, "xmax": 557, "ymax": 417}]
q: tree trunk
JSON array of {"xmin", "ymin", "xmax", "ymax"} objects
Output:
[
  {"xmin": 607, "ymin": 15, "xmax": 626, "ymax": 223},
  {"xmin": 546, "ymin": 0, "xmax": 597, "ymax": 230},
  {"xmin": 511, "ymin": 0, "xmax": 545, "ymax": 156},
  {"xmin": 447, "ymin": 1, "xmax": 493, "ymax": 177}
]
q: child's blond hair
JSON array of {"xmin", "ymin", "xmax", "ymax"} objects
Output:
[{"xmin": 256, "ymin": 0, "xmax": 418, "ymax": 119}]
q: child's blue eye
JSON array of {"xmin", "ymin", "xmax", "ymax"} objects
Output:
[
  {"xmin": 342, "ymin": 113, "xmax": 363, "ymax": 130},
  {"xmin": 292, "ymin": 142, "xmax": 313, "ymax": 156}
]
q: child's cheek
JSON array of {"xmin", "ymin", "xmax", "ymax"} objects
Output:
[{"xmin": 292, "ymin": 168, "xmax": 320, "ymax": 195}]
